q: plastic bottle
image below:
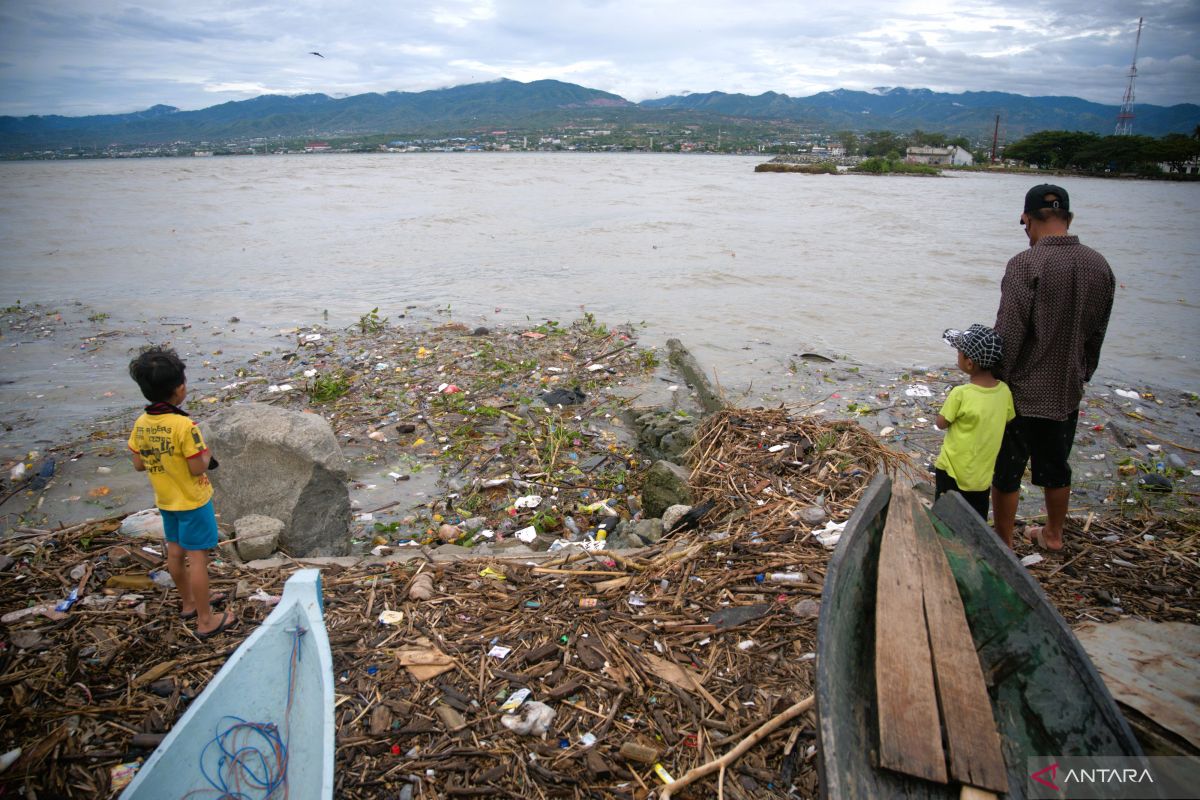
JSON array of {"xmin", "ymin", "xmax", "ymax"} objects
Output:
[
  {"xmin": 150, "ymin": 569, "xmax": 176, "ymax": 588},
  {"xmin": 765, "ymin": 572, "xmax": 807, "ymax": 585},
  {"xmin": 594, "ymin": 515, "xmax": 620, "ymax": 542}
]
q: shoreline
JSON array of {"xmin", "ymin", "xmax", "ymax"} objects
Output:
[{"xmin": 2, "ymin": 303, "xmax": 1196, "ymax": 541}]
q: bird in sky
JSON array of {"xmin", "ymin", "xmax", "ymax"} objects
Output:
[{"xmin": 309, "ymin": 51, "xmax": 325, "ymax": 58}]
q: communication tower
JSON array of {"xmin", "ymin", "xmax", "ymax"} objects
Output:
[{"xmin": 1114, "ymin": 17, "xmax": 1144, "ymax": 136}]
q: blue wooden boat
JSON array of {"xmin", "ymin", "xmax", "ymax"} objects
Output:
[
  {"xmin": 816, "ymin": 473, "xmax": 1142, "ymax": 798},
  {"xmin": 122, "ymin": 569, "xmax": 335, "ymax": 799}
]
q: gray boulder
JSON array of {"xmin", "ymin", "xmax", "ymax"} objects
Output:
[
  {"xmin": 627, "ymin": 518, "xmax": 665, "ymax": 545},
  {"xmin": 642, "ymin": 460, "xmax": 694, "ymax": 518},
  {"xmin": 632, "ymin": 410, "xmax": 697, "ymax": 462},
  {"xmin": 234, "ymin": 515, "xmax": 284, "ymax": 561},
  {"xmin": 205, "ymin": 403, "xmax": 352, "ymax": 556},
  {"xmin": 605, "ymin": 522, "xmax": 644, "ymax": 550},
  {"xmin": 660, "ymin": 427, "xmax": 697, "ymax": 461}
]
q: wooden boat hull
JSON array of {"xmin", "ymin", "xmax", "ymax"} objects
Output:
[
  {"xmin": 122, "ymin": 569, "xmax": 335, "ymax": 799},
  {"xmin": 816, "ymin": 473, "xmax": 1141, "ymax": 799}
]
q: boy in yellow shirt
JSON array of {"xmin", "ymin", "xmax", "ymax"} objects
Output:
[
  {"xmin": 934, "ymin": 325, "xmax": 1015, "ymax": 522},
  {"xmin": 127, "ymin": 347, "xmax": 234, "ymax": 638}
]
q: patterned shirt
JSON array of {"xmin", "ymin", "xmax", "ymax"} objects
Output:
[{"xmin": 993, "ymin": 235, "xmax": 1115, "ymax": 421}]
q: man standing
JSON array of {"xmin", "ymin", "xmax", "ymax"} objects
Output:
[{"xmin": 991, "ymin": 184, "xmax": 1115, "ymax": 551}]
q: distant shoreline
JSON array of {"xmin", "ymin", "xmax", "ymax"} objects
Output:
[{"xmin": 4, "ymin": 149, "xmax": 1195, "ymax": 181}]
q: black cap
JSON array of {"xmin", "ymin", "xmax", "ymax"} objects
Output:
[{"xmin": 1024, "ymin": 184, "xmax": 1069, "ymax": 215}]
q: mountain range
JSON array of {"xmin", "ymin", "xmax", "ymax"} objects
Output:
[{"xmin": 1, "ymin": 78, "xmax": 1196, "ymax": 153}]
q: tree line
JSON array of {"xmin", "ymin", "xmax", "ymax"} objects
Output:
[{"xmin": 1001, "ymin": 129, "xmax": 1200, "ymax": 174}]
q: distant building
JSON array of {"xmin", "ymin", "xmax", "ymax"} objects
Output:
[
  {"xmin": 1160, "ymin": 158, "xmax": 1199, "ymax": 175},
  {"xmin": 905, "ymin": 145, "xmax": 973, "ymax": 166},
  {"xmin": 304, "ymin": 142, "xmax": 331, "ymax": 152}
]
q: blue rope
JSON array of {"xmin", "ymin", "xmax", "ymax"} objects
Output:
[{"xmin": 194, "ymin": 626, "xmax": 307, "ymax": 799}]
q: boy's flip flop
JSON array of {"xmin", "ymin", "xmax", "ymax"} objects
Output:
[
  {"xmin": 195, "ymin": 609, "xmax": 236, "ymax": 640},
  {"xmin": 1025, "ymin": 525, "xmax": 1063, "ymax": 552},
  {"xmin": 180, "ymin": 593, "xmax": 227, "ymax": 620}
]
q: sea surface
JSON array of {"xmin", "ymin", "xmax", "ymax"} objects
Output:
[{"xmin": 2, "ymin": 153, "xmax": 1198, "ymax": 392}]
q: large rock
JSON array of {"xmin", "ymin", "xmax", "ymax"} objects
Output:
[
  {"xmin": 627, "ymin": 518, "xmax": 665, "ymax": 545},
  {"xmin": 641, "ymin": 460, "xmax": 694, "ymax": 519},
  {"xmin": 632, "ymin": 409, "xmax": 696, "ymax": 462},
  {"xmin": 234, "ymin": 515, "xmax": 284, "ymax": 561},
  {"xmin": 205, "ymin": 403, "xmax": 352, "ymax": 556}
]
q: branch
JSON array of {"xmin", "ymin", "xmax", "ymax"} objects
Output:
[{"xmin": 659, "ymin": 694, "xmax": 814, "ymax": 800}]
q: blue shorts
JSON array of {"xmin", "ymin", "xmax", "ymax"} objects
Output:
[{"xmin": 161, "ymin": 500, "xmax": 219, "ymax": 550}]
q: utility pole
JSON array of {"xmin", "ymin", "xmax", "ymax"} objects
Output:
[
  {"xmin": 1115, "ymin": 17, "xmax": 1143, "ymax": 136},
  {"xmin": 990, "ymin": 114, "xmax": 1000, "ymax": 164}
]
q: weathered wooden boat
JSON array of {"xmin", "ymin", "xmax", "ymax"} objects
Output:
[
  {"xmin": 816, "ymin": 473, "xmax": 1142, "ymax": 799},
  {"xmin": 122, "ymin": 569, "xmax": 334, "ymax": 799}
]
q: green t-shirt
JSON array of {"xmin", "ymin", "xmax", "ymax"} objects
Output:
[{"xmin": 935, "ymin": 382, "xmax": 1016, "ymax": 492}]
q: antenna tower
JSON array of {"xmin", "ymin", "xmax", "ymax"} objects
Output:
[{"xmin": 1114, "ymin": 17, "xmax": 1143, "ymax": 136}]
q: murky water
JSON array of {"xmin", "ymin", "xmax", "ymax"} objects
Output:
[
  {"xmin": 1, "ymin": 153, "xmax": 1197, "ymax": 391},
  {"xmin": 2, "ymin": 153, "xmax": 1198, "ymax": 528}
]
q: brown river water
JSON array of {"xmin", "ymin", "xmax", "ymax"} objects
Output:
[{"xmin": 0, "ymin": 154, "xmax": 1197, "ymax": 525}]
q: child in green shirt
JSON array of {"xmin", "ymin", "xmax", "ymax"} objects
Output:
[{"xmin": 934, "ymin": 324, "xmax": 1015, "ymax": 521}]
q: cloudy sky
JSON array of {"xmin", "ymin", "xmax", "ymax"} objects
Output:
[{"xmin": 1, "ymin": 0, "xmax": 1196, "ymax": 117}]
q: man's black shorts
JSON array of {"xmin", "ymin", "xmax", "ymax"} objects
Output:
[{"xmin": 992, "ymin": 411, "xmax": 1079, "ymax": 492}]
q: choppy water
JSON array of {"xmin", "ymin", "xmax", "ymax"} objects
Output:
[{"xmin": 2, "ymin": 153, "xmax": 1198, "ymax": 391}]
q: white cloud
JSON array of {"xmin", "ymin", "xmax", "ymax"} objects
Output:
[
  {"xmin": 431, "ymin": 1, "xmax": 497, "ymax": 28},
  {"xmin": 0, "ymin": 0, "xmax": 1195, "ymax": 115}
]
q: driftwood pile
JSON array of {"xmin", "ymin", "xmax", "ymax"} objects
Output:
[{"xmin": 1, "ymin": 407, "xmax": 1196, "ymax": 798}]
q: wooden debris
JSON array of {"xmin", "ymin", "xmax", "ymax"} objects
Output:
[
  {"xmin": 874, "ymin": 480, "xmax": 947, "ymax": 784},
  {"xmin": 0, "ymin": 406, "xmax": 1194, "ymax": 798},
  {"xmin": 912, "ymin": 493, "xmax": 1008, "ymax": 793}
]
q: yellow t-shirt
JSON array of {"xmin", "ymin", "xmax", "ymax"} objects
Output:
[
  {"xmin": 935, "ymin": 382, "xmax": 1016, "ymax": 492},
  {"xmin": 127, "ymin": 410, "xmax": 214, "ymax": 511}
]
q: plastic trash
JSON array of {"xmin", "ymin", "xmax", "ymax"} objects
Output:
[
  {"xmin": 515, "ymin": 526, "xmax": 538, "ymax": 543},
  {"xmin": 540, "ymin": 387, "xmax": 586, "ymax": 406},
  {"xmin": 594, "ymin": 516, "xmax": 620, "ymax": 541},
  {"xmin": 812, "ymin": 520, "xmax": 847, "ymax": 549},
  {"xmin": 119, "ymin": 508, "xmax": 164, "ymax": 538},
  {"xmin": 501, "ymin": 701, "xmax": 556, "ymax": 736},
  {"xmin": 109, "ymin": 763, "xmax": 140, "ymax": 791},
  {"xmin": 29, "ymin": 458, "xmax": 55, "ymax": 490},
  {"xmin": 408, "ymin": 572, "xmax": 434, "ymax": 600},
  {"xmin": 55, "ymin": 588, "xmax": 80, "ymax": 613},
  {"xmin": 150, "ymin": 569, "xmax": 175, "ymax": 588},
  {"xmin": 499, "ymin": 687, "xmax": 531, "ymax": 712},
  {"xmin": 1020, "ymin": 553, "xmax": 1044, "ymax": 567},
  {"xmin": 1114, "ymin": 389, "xmax": 1140, "ymax": 399},
  {"xmin": 764, "ymin": 571, "xmax": 807, "ymax": 585},
  {"xmin": 378, "ymin": 610, "xmax": 404, "ymax": 625},
  {"xmin": 618, "ymin": 741, "xmax": 660, "ymax": 764},
  {"xmin": 905, "ymin": 384, "xmax": 933, "ymax": 398},
  {"xmin": 8, "ymin": 463, "xmax": 26, "ymax": 482},
  {"xmin": 514, "ymin": 495, "xmax": 542, "ymax": 509},
  {"xmin": 548, "ymin": 538, "xmax": 606, "ymax": 553},
  {"xmin": 0, "ymin": 748, "xmax": 22, "ymax": 773},
  {"xmin": 248, "ymin": 589, "xmax": 281, "ymax": 605},
  {"xmin": 1136, "ymin": 473, "xmax": 1172, "ymax": 493}
]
